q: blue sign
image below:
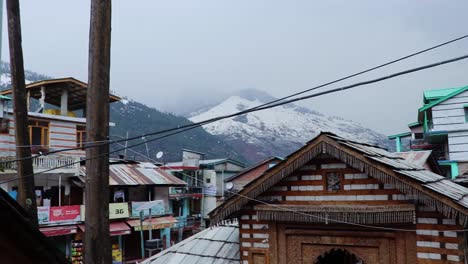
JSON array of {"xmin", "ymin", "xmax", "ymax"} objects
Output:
[{"xmin": 131, "ymin": 201, "xmax": 165, "ymax": 218}]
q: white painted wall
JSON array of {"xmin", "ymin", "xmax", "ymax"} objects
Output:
[{"xmin": 432, "ymin": 91, "xmax": 468, "ymax": 132}]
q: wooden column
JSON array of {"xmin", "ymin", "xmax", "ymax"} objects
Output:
[
  {"xmin": 60, "ymin": 89, "xmax": 68, "ymax": 116},
  {"xmin": 84, "ymin": 0, "xmax": 112, "ymax": 263},
  {"xmin": 6, "ymin": 0, "xmax": 37, "ymax": 225}
]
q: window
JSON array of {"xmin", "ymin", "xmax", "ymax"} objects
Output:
[
  {"xmin": 0, "ymin": 117, "xmax": 8, "ymax": 134},
  {"xmin": 206, "ymin": 177, "xmax": 211, "ymax": 183},
  {"xmin": 76, "ymin": 125, "xmax": 86, "ymax": 149},
  {"xmin": 465, "ymin": 107, "xmax": 468, "ymax": 123},
  {"xmin": 414, "ymin": 133, "xmax": 424, "ymax": 140},
  {"xmin": 326, "ymin": 172, "xmax": 341, "ymax": 191},
  {"xmin": 28, "ymin": 120, "xmax": 49, "ymax": 153}
]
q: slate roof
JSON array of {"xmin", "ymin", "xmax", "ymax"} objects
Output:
[
  {"xmin": 325, "ymin": 133, "xmax": 468, "ymax": 208},
  {"xmin": 210, "ymin": 132, "xmax": 468, "ymax": 225},
  {"xmin": 141, "ymin": 222, "xmax": 240, "ymax": 264}
]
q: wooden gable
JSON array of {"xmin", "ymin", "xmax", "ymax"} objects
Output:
[
  {"xmin": 255, "ymin": 155, "xmax": 415, "ymax": 225},
  {"xmin": 236, "ymin": 155, "xmax": 465, "ymax": 264},
  {"xmin": 210, "ymin": 133, "xmax": 468, "ymax": 264},
  {"xmin": 210, "ymin": 133, "xmax": 468, "ymax": 225}
]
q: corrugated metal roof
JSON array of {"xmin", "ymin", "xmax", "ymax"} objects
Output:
[
  {"xmin": 141, "ymin": 222, "xmax": 239, "ymax": 264},
  {"xmin": 80, "ymin": 163, "xmax": 186, "ymax": 186}
]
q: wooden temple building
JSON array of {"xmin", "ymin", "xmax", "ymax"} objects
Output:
[{"xmin": 210, "ymin": 132, "xmax": 468, "ymax": 264}]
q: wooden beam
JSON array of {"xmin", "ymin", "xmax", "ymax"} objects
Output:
[
  {"xmin": 84, "ymin": 0, "xmax": 112, "ymax": 263},
  {"xmin": 6, "ymin": 0, "xmax": 37, "ymax": 225}
]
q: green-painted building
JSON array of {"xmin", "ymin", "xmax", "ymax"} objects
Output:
[{"xmin": 389, "ymin": 86, "xmax": 468, "ymax": 179}]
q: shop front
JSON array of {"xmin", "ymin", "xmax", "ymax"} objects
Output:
[
  {"xmin": 38, "ymin": 205, "xmax": 81, "ymax": 261},
  {"xmin": 125, "ymin": 200, "xmax": 178, "ymax": 259},
  {"xmin": 77, "ymin": 222, "xmax": 130, "ymax": 264},
  {"xmin": 126, "ymin": 216, "xmax": 178, "ymax": 259},
  {"xmin": 80, "ymin": 202, "xmax": 131, "ymax": 264}
]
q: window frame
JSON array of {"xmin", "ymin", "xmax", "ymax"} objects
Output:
[
  {"xmin": 464, "ymin": 105, "xmax": 468, "ymax": 123},
  {"xmin": 76, "ymin": 125, "xmax": 86, "ymax": 149},
  {"xmin": 325, "ymin": 171, "xmax": 342, "ymax": 191},
  {"xmin": 28, "ymin": 120, "xmax": 49, "ymax": 147}
]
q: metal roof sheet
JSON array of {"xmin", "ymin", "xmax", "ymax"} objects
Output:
[
  {"xmin": 423, "ymin": 180, "xmax": 468, "ymax": 201},
  {"xmin": 395, "ymin": 151, "xmax": 432, "ymax": 167},
  {"xmin": 141, "ymin": 223, "xmax": 239, "ymax": 264},
  {"xmin": 395, "ymin": 170, "xmax": 444, "ymax": 183},
  {"xmin": 457, "ymin": 197, "xmax": 468, "ymax": 208},
  {"xmin": 424, "ymin": 87, "xmax": 464, "ymax": 101},
  {"xmin": 80, "ymin": 163, "xmax": 186, "ymax": 186},
  {"xmin": 339, "ymin": 141, "xmax": 398, "ymax": 159},
  {"xmin": 367, "ymin": 156, "xmax": 422, "ymax": 170}
]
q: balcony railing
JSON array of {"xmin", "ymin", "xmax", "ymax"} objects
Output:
[
  {"xmin": 0, "ymin": 155, "xmax": 80, "ymax": 173},
  {"xmin": 408, "ymin": 140, "xmax": 448, "ymax": 160},
  {"xmin": 410, "ymin": 139, "xmax": 433, "ymax": 150},
  {"xmin": 172, "ymin": 216, "xmax": 202, "ymax": 229}
]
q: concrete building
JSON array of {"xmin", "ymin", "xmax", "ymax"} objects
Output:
[
  {"xmin": 0, "ymin": 78, "xmax": 187, "ymax": 262},
  {"xmin": 163, "ymin": 150, "xmax": 245, "ymax": 229}
]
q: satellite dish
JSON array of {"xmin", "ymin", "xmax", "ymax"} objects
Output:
[
  {"xmin": 156, "ymin": 151, "xmax": 164, "ymax": 159},
  {"xmin": 226, "ymin": 182, "xmax": 234, "ymax": 190}
]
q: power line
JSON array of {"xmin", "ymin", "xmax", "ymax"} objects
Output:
[
  {"xmin": 96, "ymin": 34, "xmax": 468, "ymax": 145},
  {"xmin": 113, "ymin": 140, "xmax": 468, "ymax": 233},
  {"xmin": 1, "ymin": 53, "xmax": 468, "ymax": 184},
  {"xmin": 2, "ymin": 34, "xmax": 468, "ymax": 163}
]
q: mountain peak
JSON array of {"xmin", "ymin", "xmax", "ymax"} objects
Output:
[{"xmin": 233, "ymin": 88, "xmax": 277, "ymax": 103}]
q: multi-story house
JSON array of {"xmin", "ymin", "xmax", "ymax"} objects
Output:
[
  {"xmin": 0, "ymin": 78, "xmax": 120, "ymax": 262},
  {"xmin": 388, "ymin": 86, "xmax": 468, "ymax": 178},
  {"xmin": 0, "ymin": 78, "xmax": 122, "ymax": 205},
  {"xmin": 0, "ymin": 78, "xmax": 188, "ymax": 263},
  {"xmin": 163, "ymin": 149, "xmax": 245, "ymax": 231}
]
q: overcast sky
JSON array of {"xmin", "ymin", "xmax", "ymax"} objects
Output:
[{"xmin": 3, "ymin": 1, "xmax": 468, "ymax": 135}]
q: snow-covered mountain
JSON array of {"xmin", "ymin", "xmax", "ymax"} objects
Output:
[
  {"xmin": 189, "ymin": 89, "xmax": 391, "ymax": 162},
  {"xmin": 0, "ymin": 62, "xmax": 248, "ymax": 163}
]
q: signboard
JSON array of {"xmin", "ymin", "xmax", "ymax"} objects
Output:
[
  {"xmin": 49, "ymin": 205, "xmax": 81, "ymax": 222},
  {"xmin": 112, "ymin": 244, "xmax": 122, "ymax": 264},
  {"xmin": 131, "ymin": 200, "xmax": 165, "ymax": 218},
  {"xmin": 133, "ymin": 222, "xmax": 173, "ymax": 231},
  {"xmin": 81, "ymin": 203, "xmax": 130, "ymax": 221},
  {"xmin": 37, "ymin": 206, "xmax": 50, "ymax": 224},
  {"xmin": 110, "ymin": 203, "xmax": 130, "ymax": 219}
]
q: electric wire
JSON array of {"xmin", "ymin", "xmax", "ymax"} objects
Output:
[
  {"xmin": 3, "ymin": 34, "xmax": 468, "ymax": 161},
  {"xmin": 113, "ymin": 140, "xmax": 468, "ymax": 233},
  {"xmin": 2, "ymin": 53, "xmax": 468, "ymax": 185}
]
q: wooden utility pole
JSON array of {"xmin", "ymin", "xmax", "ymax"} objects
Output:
[
  {"xmin": 6, "ymin": 0, "xmax": 37, "ymax": 225},
  {"xmin": 84, "ymin": 0, "xmax": 112, "ymax": 263}
]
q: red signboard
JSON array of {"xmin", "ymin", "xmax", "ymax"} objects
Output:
[{"xmin": 49, "ymin": 205, "xmax": 81, "ymax": 222}]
